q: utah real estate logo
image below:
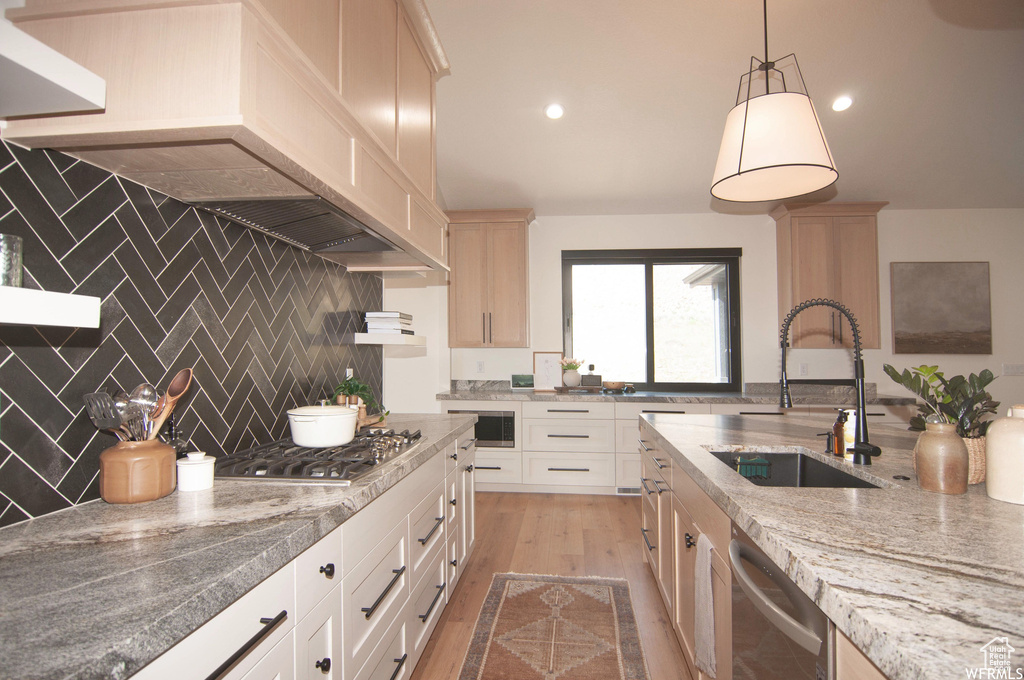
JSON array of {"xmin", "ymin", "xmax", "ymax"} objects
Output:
[{"xmin": 966, "ymin": 637, "xmax": 1024, "ymax": 679}]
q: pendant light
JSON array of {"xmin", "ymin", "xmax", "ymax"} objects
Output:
[{"xmin": 710, "ymin": 0, "xmax": 838, "ymax": 202}]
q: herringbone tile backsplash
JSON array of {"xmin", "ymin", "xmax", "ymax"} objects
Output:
[{"xmin": 0, "ymin": 140, "xmax": 383, "ymax": 527}]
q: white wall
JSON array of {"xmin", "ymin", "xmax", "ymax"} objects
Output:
[{"xmin": 387, "ymin": 208, "xmax": 1024, "ymax": 413}]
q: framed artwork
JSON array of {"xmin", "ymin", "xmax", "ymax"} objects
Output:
[
  {"xmin": 891, "ymin": 262, "xmax": 992, "ymax": 354},
  {"xmin": 533, "ymin": 351, "xmax": 563, "ymax": 391}
]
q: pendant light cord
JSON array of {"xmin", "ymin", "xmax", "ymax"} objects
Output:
[{"xmin": 763, "ymin": 0, "xmax": 769, "ymax": 66}]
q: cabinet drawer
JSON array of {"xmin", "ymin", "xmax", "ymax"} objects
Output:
[
  {"xmin": 443, "ymin": 441, "xmax": 459, "ymax": 476},
  {"xmin": 343, "ymin": 520, "xmax": 410, "ymax": 679},
  {"xmin": 353, "ymin": 615, "xmax": 409, "ymax": 680},
  {"xmin": 295, "ymin": 525, "xmax": 343, "ymax": 621},
  {"xmin": 523, "ymin": 418, "xmax": 615, "ymax": 452},
  {"xmin": 243, "ymin": 629, "xmax": 295, "ymax": 680},
  {"xmin": 474, "ymin": 450, "xmax": 523, "ymax": 484},
  {"xmin": 522, "ymin": 451, "xmax": 615, "ymax": 487},
  {"xmin": 523, "ymin": 402, "xmax": 615, "ymax": 419},
  {"xmin": 446, "ymin": 530, "xmax": 460, "ymax": 591},
  {"xmin": 408, "ymin": 549, "xmax": 447, "ymax": 664},
  {"xmin": 409, "ymin": 481, "xmax": 446, "ymax": 587},
  {"xmin": 614, "ymin": 402, "xmax": 711, "ymax": 420},
  {"xmin": 641, "ymin": 496, "xmax": 658, "ymax": 574},
  {"xmin": 708, "ymin": 404, "xmax": 809, "ymax": 416},
  {"xmin": 673, "ymin": 460, "xmax": 730, "ymax": 554},
  {"xmin": 295, "ymin": 585, "xmax": 341, "ymax": 680},
  {"xmin": 134, "ymin": 564, "xmax": 295, "ymax": 680}
]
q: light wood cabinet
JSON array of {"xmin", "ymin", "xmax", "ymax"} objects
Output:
[
  {"xmin": 835, "ymin": 629, "xmax": 888, "ymax": 680},
  {"xmin": 447, "ymin": 209, "xmax": 534, "ymax": 348},
  {"xmin": 3, "ymin": 0, "xmax": 449, "ymax": 271},
  {"xmin": 773, "ymin": 202, "xmax": 888, "ymax": 349}
]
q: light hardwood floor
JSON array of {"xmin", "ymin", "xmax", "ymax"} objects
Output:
[{"xmin": 411, "ymin": 492, "xmax": 692, "ymax": 680}]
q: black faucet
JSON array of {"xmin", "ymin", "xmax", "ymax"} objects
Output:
[{"xmin": 779, "ymin": 298, "xmax": 881, "ymax": 465}]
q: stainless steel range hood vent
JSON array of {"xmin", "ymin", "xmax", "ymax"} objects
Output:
[{"xmin": 195, "ymin": 197, "xmax": 398, "ymax": 253}]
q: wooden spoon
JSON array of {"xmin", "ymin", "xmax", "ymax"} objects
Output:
[{"xmin": 147, "ymin": 368, "xmax": 193, "ymax": 439}]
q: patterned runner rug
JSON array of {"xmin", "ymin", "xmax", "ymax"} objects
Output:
[{"xmin": 458, "ymin": 573, "xmax": 650, "ymax": 680}]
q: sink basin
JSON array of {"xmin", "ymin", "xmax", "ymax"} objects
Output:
[{"xmin": 708, "ymin": 451, "xmax": 880, "ymax": 489}]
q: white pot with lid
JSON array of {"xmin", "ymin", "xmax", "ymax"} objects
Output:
[{"xmin": 287, "ymin": 401, "xmax": 359, "ymax": 448}]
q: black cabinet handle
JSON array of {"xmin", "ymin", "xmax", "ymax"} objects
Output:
[
  {"xmin": 640, "ymin": 477, "xmax": 656, "ymax": 495},
  {"xmin": 738, "ymin": 411, "xmax": 786, "ymax": 416},
  {"xmin": 547, "ymin": 433, "xmax": 589, "ymax": 438},
  {"xmin": 319, "ymin": 563, "xmax": 335, "ymax": 578},
  {"xmin": 450, "ymin": 558, "xmax": 457, "ymax": 567},
  {"xmin": 638, "ymin": 439, "xmax": 652, "ymax": 452},
  {"xmin": 482, "ymin": 313, "xmax": 486, "ymax": 343},
  {"xmin": 450, "ymin": 452, "xmax": 458, "ymax": 461},
  {"xmin": 465, "ymin": 464, "xmax": 474, "ymax": 473},
  {"xmin": 315, "ymin": 657, "xmax": 331, "ymax": 673},
  {"xmin": 418, "ymin": 517, "xmax": 444, "ymax": 545},
  {"xmin": 419, "ymin": 582, "xmax": 447, "ymax": 622},
  {"xmin": 548, "ymin": 467, "xmax": 590, "ymax": 472},
  {"xmin": 460, "ymin": 438, "xmax": 477, "ymax": 450},
  {"xmin": 547, "ymin": 408, "xmax": 590, "ymax": 413},
  {"xmin": 641, "ymin": 528, "xmax": 655, "ymax": 552},
  {"xmin": 204, "ymin": 610, "xmax": 287, "ymax": 680},
  {"xmin": 449, "ymin": 497, "xmax": 457, "ymax": 506},
  {"xmin": 387, "ymin": 655, "xmax": 407, "ymax": 680},
  {"xmin": 653, "ymin": 457, "xmax": 668, "ymax": 470},
  {"xmin": 642, "ymin": 410, "xmax": 687, "ymax": 414},
  {"xmin": 361, "ymin": 567, "xmax": 406, "ymax": 620},
  {"xmin": 653, "ymin": 479, "xmax": 668, "ymax": 494},
  {"xmin": 685, "ymin": 533, "xmax": 696, "ymax": 548},
  {"xmin": 476, "ymin": 465, "xmax": 501, "ymax": 470}
]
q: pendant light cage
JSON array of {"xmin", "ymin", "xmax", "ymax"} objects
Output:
[{"xmin": 711, "ymin": 52, "xmax": 839, "ymax": 202}]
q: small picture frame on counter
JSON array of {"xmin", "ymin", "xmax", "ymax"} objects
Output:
[
  {"xmin": 533, "ymin": 351, "xmax": 562, "ymax": 392},
  {"xmin": 511, "ymin": 374, "xmax": 535, "ymax": 391}
]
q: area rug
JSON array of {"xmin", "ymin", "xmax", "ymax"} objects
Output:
[{"xmin": 458, "ymin": 573, "xmax": 650, "ymax": 680}]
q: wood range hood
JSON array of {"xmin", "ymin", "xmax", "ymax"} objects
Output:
[{"xmin": 2, "ymin": 0, "xmax": 452, "ymax": 273}]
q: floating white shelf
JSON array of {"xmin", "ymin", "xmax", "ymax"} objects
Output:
[
  {"xmin": 352, "ymin": 332, "xmax": 426, "ymax": 346},
  {"xmin": 0, "ymin": 287, "xmax": 101, "ymax": 328}
]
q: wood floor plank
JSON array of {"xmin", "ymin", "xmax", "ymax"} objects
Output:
[{"xmin": 410, "ymin": 491, "xmax": 692, "ymax": 680}]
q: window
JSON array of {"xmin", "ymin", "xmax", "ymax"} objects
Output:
[{"xmin": 562, "ymin": 248, "xmax": 741, "ymax": 391}]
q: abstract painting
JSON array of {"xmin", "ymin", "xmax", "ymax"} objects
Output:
[{"xmin": 891, "ymin": 262, "xmax": 991, "ymax": 354}]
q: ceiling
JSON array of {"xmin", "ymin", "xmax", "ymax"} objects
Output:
[{"xmin": 424, "ymin": 0, "xmax": 1024, "ymax": 216}]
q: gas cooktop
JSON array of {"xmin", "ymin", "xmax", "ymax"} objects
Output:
[{"xmin": 213, "ymin": 428, "xmax": 424, "ymax": 484}]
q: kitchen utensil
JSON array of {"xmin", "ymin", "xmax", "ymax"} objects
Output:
[
  {"xmin": 287, "ymin": 402, "xmax": 358, "ymax": 447},
  {"xmin": 99, "ymin": 440, "xmax": 176, "ymax": 503},
  {"xmin": 148, "ymin": 367, "xmax": 193, "ymax": 439},
  {"xmin": 0, "ymin": 233, "xmax": 23, "ymax": 287},
  {"xmin": 82, "ymin": 392, "xmax": 127, "ymax": 441},
  {"xmin": 130, "ymin": 383, "xmax": 159, "ymax": 413}
]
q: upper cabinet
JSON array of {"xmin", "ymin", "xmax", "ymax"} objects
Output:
[
  {"xmin": 773, "ymin": 202, "xmax": 888, "ymax": 349},
  {"xmin": 447, "ymin": 209, "xmax": 534, "ymax": 348},
  {"xmin": 1, "ymin": 0, "xmax": 450, "ymax": 271}
]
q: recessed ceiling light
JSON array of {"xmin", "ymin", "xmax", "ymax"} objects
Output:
[
  {"xmin": 545, "ymin": 104, "xmax": 564, "ymax": 119},
  {"xmin": 832, "ymin": 96, "xmax": 853, "ymax": 112}
]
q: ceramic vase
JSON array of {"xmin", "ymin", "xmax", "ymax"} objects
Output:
[
  {"xmin": 985, "ymin": 405, "xmax": 1024, "ymax": 505},
  {"xmin": 563, "ymin": 369, "xmax": 581, "ymax": 387},
  {"xmin": 99, "ymin": 440, "xmax": 176, "ymax": 504},
  {"xmin": 913, "ymin": 422, "xmax": 968, "ymax": 494}
]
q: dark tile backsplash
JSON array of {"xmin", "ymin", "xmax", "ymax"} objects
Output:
[{"xmin": 0, "ymin": 140, "xmax": 383, "ymax": 526}]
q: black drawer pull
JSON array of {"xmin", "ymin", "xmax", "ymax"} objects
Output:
[
  {"xmin": 450, "ymin": 497, "xmax": 457, "ymax": 506},
  {"xmin": 547, "ymin": 433, "xmax": 590, "ymax": 439},
  {"xmin": 389, "ymin": 654, "xmax": 408, "ymax": 680},
  {"xmin": 460, "ymin": 438, "xmax": 477, "ymax": 450},
  {"xmin": 738, "ymin": 411, "xmax": 786, "ymax": 416},
  {"xmin": 640, "ymin": 528, "xmax": 655, "ymax": 552},
  {"xmin": 450, "ymin": 452, "xmax": 458, "ymax": 461},
  {"xmin": 205, "ymin": 610, "xmax": 287, "ymax": 680},
  {"xmin": 450, "ymin": 558, "xmax": 457, "ymax": 567},
  {"xmin": 361, "ymin": 566, "xmax": 406, "ymax": 620},
  {"xmin": 653, "ymin": 457, "xmax": 668, "ymax": 470},
  {"xmin": 637, "ymin": 439, "xmax": 652, "ymax": 452},
  {"xmin": 640, "ymin": 477, "xmax": 656, "ymax": 495},
  {"xmin": 685, "ymin": 533, "xmax": 697, "ymax": 548},
  {"xmin": 419, "ymin": 582, "xmax": 447, "ymax": 622},
  {"xmin": 548, "ymin": 467, "xmax": 590, "ymax": 472},
  {"xmin": 315, "ymin": 657, "xmax": 331, "ymax": 673},
  {"xmin": 418, "ymin": 517, "xmax": 444, "ymax": 545},
  {"xmin": 319, "ymin": 563, "xmax": 335, "ymax": 578},
  {"xmin": 653, "ymin": 479, "xmax": 668, "ymax": 494},
  {"xmin": 547, "ymin": 408, "xmax": 589, "ymax": 413},
  {"xmin": 465, "ymin": 464, "xmax": 474, "ymax": 473},
  {"xmin": 476, "ymin": 465, "xmax": 502, "ymax": 470},
  {"xmin": 642, "ymin": 409, "xmax": 687, "ymax": 414}
]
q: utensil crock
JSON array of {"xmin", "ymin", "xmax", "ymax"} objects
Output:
[{"xmin": 99, "ymin": 440, "xmax": 176, "ymax": 504}]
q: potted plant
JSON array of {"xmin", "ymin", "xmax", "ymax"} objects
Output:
[
  {"xmin": 332, "ymin": 376, "xmax": 387, "ymax": 427},
  {"xmin": 882, "ymin": 364, "xmax": 999, "ymax": 483},
  {"xmin": 559, "ymin": 357, "xmax": 584, "ymax": 387}
]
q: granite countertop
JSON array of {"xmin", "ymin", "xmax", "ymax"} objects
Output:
[
  {"xmin": 642, "ymin": 413, "xmax": 1023, "ymax": 680},
  {"xmin": 0, "ymin": 414, "xmax": 476, "ymax": 680}
]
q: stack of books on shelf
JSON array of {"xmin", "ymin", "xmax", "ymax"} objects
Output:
[{"xmin": 365, "ymin": 311, "xmax": 414, "ymax": 335}]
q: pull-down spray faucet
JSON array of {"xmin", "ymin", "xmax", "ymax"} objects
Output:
[{"xmin": 779, "ymin": 298, "xmax": 881, "ymax": 465}]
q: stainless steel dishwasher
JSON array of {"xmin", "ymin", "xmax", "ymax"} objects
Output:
[{"xmin": 730, "ymin": 523, "xmax": 831, "ymax": 680}]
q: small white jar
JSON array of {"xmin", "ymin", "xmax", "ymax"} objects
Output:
[{"xmin": 176, "ymin": 452, "xmax": 215, "ymax": 491}]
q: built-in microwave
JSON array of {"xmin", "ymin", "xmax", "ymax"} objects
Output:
[{"xmin": 447, "ymin": 409, "xmax": 515, "ymax": 448}]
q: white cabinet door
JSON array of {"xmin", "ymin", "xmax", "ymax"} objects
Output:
[
  {"xmin": 295, "ymin": 585, "xmax": 341, "ymax": 680},
  {"xmin": 243, "ymin": 630, "xmax": 296, "ymax": 680},
  {"xmin": 457, "ymin": 446, "xmax": 477, "ymax": 575},
  {"xmin": 615, "ymin": 452, "xmax": 641, "ymax": 490},
  {"xmin": 407, "ymin": 549, "xmax": 447, "ymax": 666},
  {"xmin": 474, "ymin": 450, "xmax": 523, "ymax": 484},
  {"xmin": 408, "ymin": 481, "xmax": 446, "ymax": 586},
  {"xmin": 523, "ymin": 451, "xmax": 616, "ymax": 487},
  {"xmin": 295, "ymin": 526, "xmax": 343, "ymax": 622}
]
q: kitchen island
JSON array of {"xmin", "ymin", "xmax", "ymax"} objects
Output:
[
  {"xmin": 641, "ymin": 413, "xmax": 1024, "ymax": 680},
  {"xmin": 0, "ymin": 414, "xmax": 475, "ymax": 680}
]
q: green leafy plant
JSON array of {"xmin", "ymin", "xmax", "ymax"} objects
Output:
[
  {"xmin": 332, "ymin": 376, "xmax": 386, "ymax": 415},
  {"xmin": 882, "ymin": 364, "xmax": 999, "ymax": 438}
]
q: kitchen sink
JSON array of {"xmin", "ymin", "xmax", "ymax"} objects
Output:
[{"xmin": 708, "ymin": 450, "xmax": 880, "ymax": 489}]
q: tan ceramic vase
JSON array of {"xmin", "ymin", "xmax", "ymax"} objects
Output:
[
  {"xmin": 914, "ymin": 422, "xmax": 969, "ymax": 494},
  {"xmin": 99, "ymin": 440, "xmax": 176, "ymax": 504},
  {"xmin": 985, "ymin": 405, "xmax": 1024, "ymax": 505}
]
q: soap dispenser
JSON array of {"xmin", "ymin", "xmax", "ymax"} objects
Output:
[{"xmin": 832, "ymin": 409, "xmax": 848, "ymax": 457}]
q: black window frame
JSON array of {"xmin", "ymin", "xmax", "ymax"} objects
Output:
[{"xmin": 561, "ymin": 248, "xmax": 742, "ymax": 392}]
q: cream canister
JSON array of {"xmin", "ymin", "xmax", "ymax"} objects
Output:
[
  {"xmin": 986, "ymin": 405, "xmax": 1024, "ymax": 505},
  {"xmin": 176, "ymin": 452, "xmax": 215, "ymax": 491}
]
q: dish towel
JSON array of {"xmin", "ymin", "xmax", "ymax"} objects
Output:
[{"xmin": 694, "ymin": 533, "xmax": 717, "ymax": 678}]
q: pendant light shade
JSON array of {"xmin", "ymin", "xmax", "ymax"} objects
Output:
[{"xmin": 710, "ymin": 24, "xmax": 838, "ymax": 202}]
